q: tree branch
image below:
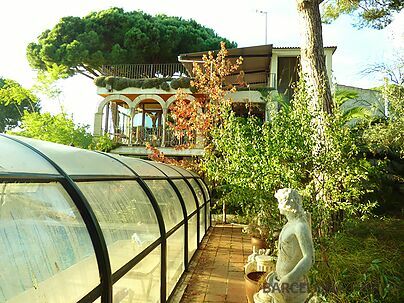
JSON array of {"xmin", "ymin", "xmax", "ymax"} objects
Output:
[
  {"xmin": 73, "ymin": 68, "xmax": 96, "ymax": 80},
  {"xmin": 78, "ymin": 64, "xmax": 100, "ymax": 78}
]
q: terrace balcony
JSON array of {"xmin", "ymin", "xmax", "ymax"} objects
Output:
[{"xmin": 94, "ymin": 54, "xmax": 278, "ymax": 157}]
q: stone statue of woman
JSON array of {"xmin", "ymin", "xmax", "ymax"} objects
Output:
[{"xmin": 254, "ymin": 188, "xmax": 314, "ymax": 303}]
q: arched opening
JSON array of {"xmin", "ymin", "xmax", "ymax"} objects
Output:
[
  {"xmin": 132, "ymin": 99, "xmax": 164, "ymax": 146},
  {"xmin": 104, "ymin": 102, "xmax": 132, "ymax": 143},
  {"xmin": 96, "ymin": 95, "xmax": 133, "ymax": 144}
]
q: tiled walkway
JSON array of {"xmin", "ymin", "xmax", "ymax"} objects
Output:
[{"xmin": 180, "ymin": 224, "xmax": 251, "ymax": 303}]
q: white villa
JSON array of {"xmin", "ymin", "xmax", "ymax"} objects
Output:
[{"xmin": 93, "ymin": 44, "xmax": 336, "ymax": 157}]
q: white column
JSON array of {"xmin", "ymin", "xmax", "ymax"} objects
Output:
[
  {"xmin": 129, "ymin": 109, "xmax": 134, "ymax": 146},
  {"xmin": 161, "ymin": 108, "xmax": 167, "ymax": 147},
  {"xmin": 325, "ymin": 49, "xmax": 333, "ymax": 87},
  {"xmin": 270, "ymin": 53, "xmax": 278, "ymax": 89},
  {"xmin": 93, "ymin": 112, "xmax": 103, "ymax": 136}
]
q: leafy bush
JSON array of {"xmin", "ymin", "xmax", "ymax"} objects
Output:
[
  {"xmin": 93, "ymin": 75, "xmax": 195, "ymax": 92},
  {"xmin": 105, "ymin": 76, "xmax": 118, "ymax": 88},
  {"xmin": 204, "ymin": 77, "xmax": 380, "ymax": 236},
  {"xmin": 9, "ymin": 111, "xmax": 93, "ymax": 149},
  {"xmin": 141, "ymin": 78, "xmax": 157, "ymax": 89},
  {"xmin": 160, "ymin": 81, "xmax": 170, "ymax": 91},
  {"xmin": 171, "ymin": 77, "xmax": 192, "ymax": 89},
  {"xmin": 132, "ymin": 79, "xmax": 143, "ymax": 88},
  {"xmin": 94, "ymin": 76, "xmax": 106, "ymax": 87},
  {"xmin": 114, "ymin": 78, "xmax": 130, "ymax": 90},
  {"xmin": 90, "ymin": 133, "xmax": 118, "ymax": 152},
  {"xmin": 362, "ymin": 83, "xmax": 404, "ymax": 159}
]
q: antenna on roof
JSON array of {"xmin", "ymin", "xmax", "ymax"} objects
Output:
[{"xmin": 256, "ymin": 10, "xmax": 268, "ymax": 45}]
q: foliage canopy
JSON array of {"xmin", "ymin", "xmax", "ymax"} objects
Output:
[
  {"xmin": 0, "ymin": 77, "xmax": 40, "ymax": 132},
  {"xmin": 322, "ymin": 0, "xmax": 404, "ymax": 29},
  {"xmin": 11, "ymin": 112, "xmax": 93, "ymax": 149},
  {"xmin": 27, "ymin": 7, "xmax": 237, "ymax": 80}
]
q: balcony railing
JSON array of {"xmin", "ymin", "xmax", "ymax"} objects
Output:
[
  {"xmin": 100, "ymin": 63, "xmax": 190, "ymax": 79},
  {"xmin": 110, "ymin": 126, "xmax": 196, "ymax": 148},
  {"xmin": 100, "ymin": 64, "xmax": 277, "ymax": 91}
]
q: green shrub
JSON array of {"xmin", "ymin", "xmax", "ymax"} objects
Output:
[
  {"xmin": 179, "ymin": 77, "xmax": 191, "ymax": 87},
  {"xmin": 141, "ymin": 78, "xmax": 157, "ymax": 89},
  {"xmin": 170, "ymin": 78, "xmax": 180, "ymax": 89},
  {"xmin": 132, "ymin": 79, "xmax": 143, "ymax": 88},
  {"xmin": 160, "ymin": 81, "xmax": 170, "ymax": 91},
  {"xmin": 204, "ymin": 76, "xmax": 380, "ymax": 236},
  {"xmin": 348, "ymin": 82, "xmax": 404, "ymax": 160},
  {"xmin": 114, "ymin": 78, "xmax": 130, "ymax": 90},
  {"xmin": 104, "ymin": 76, "xmax": 119, "ymax": 88},
  {"xmin": 94, "ymin": 76, "xmax": 106, "ymax": 87},
  {"xmin": 93, "ymin": 76, "xmax": 195, "ymax": 91},
  {"xmin": 90, "ymin": 134, "xmax": 118, "ymax": 152},
  {"xmin": 9, "ymin": 112, "xmax": 93, "ymax": 149}
]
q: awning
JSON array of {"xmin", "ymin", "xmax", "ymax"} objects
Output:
[{"xmin": 178, "ymin": 44, "xmax": 273, "ymax": 88}]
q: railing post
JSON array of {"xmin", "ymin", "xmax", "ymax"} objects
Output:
[
  {"xmin": 104, "ymin": 103, "xmax": 110, "ymax": 135},
  {"xmin": 129, "ymin": 108, "xmax": 134, "ymax": 146},
  {"xmin": 161, "ymin": 107, "xmax": 167, "ymax": 147}
]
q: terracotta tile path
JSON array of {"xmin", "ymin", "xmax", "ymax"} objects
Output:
[{"xmin": 179, "ymin": 224, "xmax": 251, "ymax": 303}]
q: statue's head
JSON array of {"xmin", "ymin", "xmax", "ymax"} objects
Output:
[{"xmin": 274, "ymin": 188, "xmax": 304, "ymax": 215}]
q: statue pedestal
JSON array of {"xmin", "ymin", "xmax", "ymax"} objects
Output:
[
  {"xmin": 254, "ymin": 289, "xmax": 309, "ymax": 303},
  {"xmin": 253, "ymin": 289, "xmax": 273, "ymax": 303}
]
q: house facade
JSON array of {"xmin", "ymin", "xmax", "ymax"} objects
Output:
[{"xmin": 93, "ymin": 44, "xmax": 336, "ymax": 157}]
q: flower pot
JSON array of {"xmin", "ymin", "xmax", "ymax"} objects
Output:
[
  {"xmin": 244, "ymin": 271, "xmax": 266, "ymax": 303},
  {"xmin": 251, "ymin": 236, "xmax": 267, "ymax": 251},
  {"xmin": 255, "ymin": 255, "xmax": 276, "ymax": 273}
]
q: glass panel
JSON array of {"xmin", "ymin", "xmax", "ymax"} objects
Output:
[
  {"xmin": 77, "ymin": 181, "xmax": 160, "ymax": 273},
  {"xmin": 171, "ymin": 165, "xmax": 193, "ymax": 177},
  {"xmin": 197, "ymin": 179, "xmax": 210, "ymax": 201},
  {"xmin": 113, "ymin": 246, "xmax": 160, "ymax": 303},
  {"xmin": 189, "ymin": 170, "xmax": 199, "ymax": 177},
  {"xmin": 0, "ymin": 182, "xmax": 98, "ymax": 302},
  {"xmin": 189, "ymin": 179, "xmax": 204, "ymax": 206},
  {"xmin": 167, "ymin": 226, "xmax": 184, "ymax": 299},
  {"xmin": 7, "ymin": 135, "xmax": 133, "ymax": 176},
  {"xmin": 109, "ymin": 155, "xmax": 165, "ymax": 177},
  {"xmin": 199, "ymin": 206, "xmax": 206, "ymax": 239},
  {"xmin": 145, "ymin": 180, "xmax": 184, "ymax": 232},
  {"xmin": 188, "ymin": 215, "xmax": 198, "ymax": 261},
  {"xmin": 0, "ymin": 136, "xmax": 59, "ymax": 175},
  {"xmin": 172, "ymin": 180, "xmax": 196, "ymax": 215},
  {"xmin": 152, "ymin": 163, "xmax": 182, "ymax": 177}
]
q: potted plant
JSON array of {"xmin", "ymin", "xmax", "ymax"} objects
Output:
[
  {"xmin": 244, "ymin": 271, "xmax": 268, "ymax": 303},
  {"xmin": 243, "ymin": 222, "xmax": 270, "ymax": 251}
]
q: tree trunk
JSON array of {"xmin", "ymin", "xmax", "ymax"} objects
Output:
[
  {"xmin": 296, "ymin": 0, "xmax": 334, "ymax": 235},
  {"xmin": 296, "ymin": 0, "xmax": 333, "ymax": 115}
]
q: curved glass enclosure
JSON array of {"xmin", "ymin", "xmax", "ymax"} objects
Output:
[{"xmin": 0, "ymin": 134, "xmax": 210, "ymax": 303}]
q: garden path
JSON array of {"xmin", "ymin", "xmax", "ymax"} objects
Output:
[{"xmin": 179, "ymin": 224, "xmax": 251, "ymax": 303}]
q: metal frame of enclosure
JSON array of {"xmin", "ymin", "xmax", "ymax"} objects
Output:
[{"xmin": 0, "ymin": 134, "xmax": 211, "ymax": 303}]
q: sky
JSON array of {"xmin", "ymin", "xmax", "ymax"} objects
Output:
[{"xmin": 0, "ymin": 0, "xmax": 403, "ymax": 129}]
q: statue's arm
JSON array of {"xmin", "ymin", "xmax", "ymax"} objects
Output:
[{"xmin": 280, "ymin": 222, "xmax": 314, "ymax": 284}]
